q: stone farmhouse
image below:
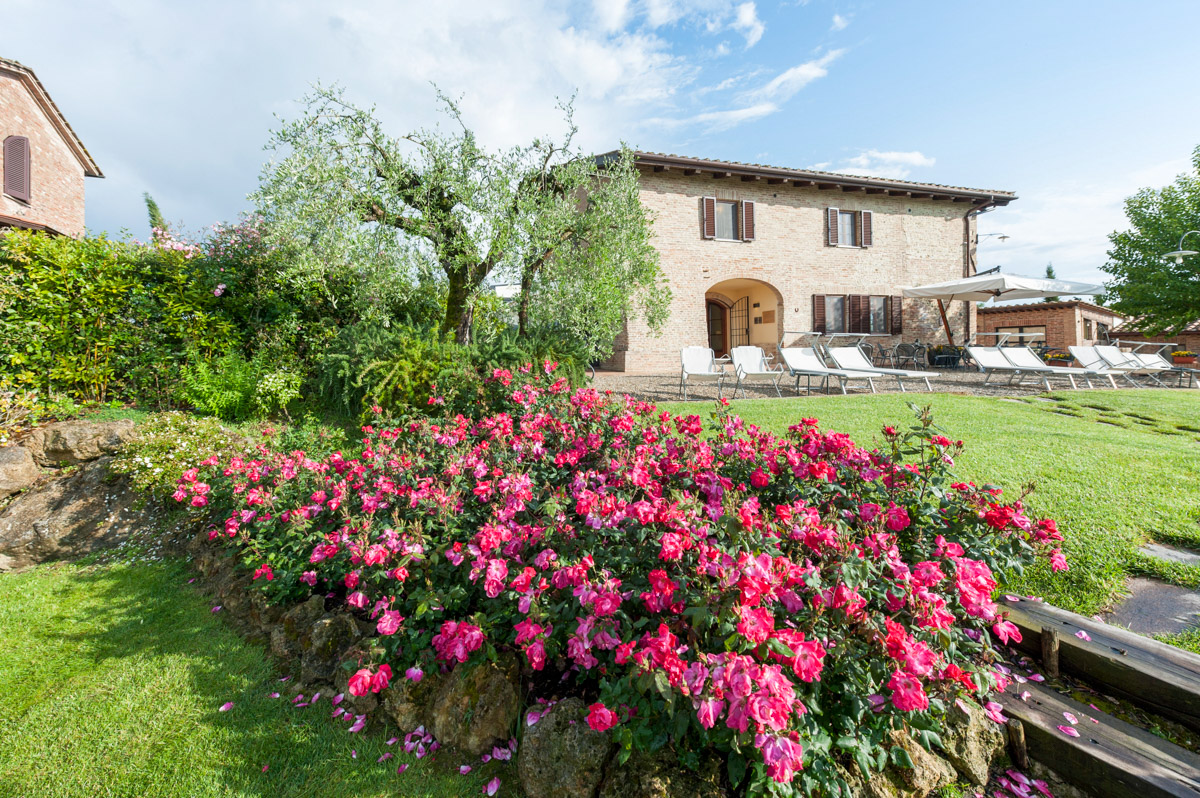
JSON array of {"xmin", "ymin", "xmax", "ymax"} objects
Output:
[
  {"xmin": 0, "ymin": 57, "xmax": 102, "ymax": 237},
  {"xmin": 599, "ymin": 151, "xmax": 1016, "ymax": 372}
]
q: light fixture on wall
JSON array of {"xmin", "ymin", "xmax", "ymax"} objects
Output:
[
  {"xmin": 975, "ymin": 232, "xmax": 1010, "ymax": 244},
  {"xmin": 1162, "ymin": 230, "xmax": 1200, "ymax": 264}
]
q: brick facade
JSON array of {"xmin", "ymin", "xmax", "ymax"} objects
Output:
[
  {"xmin": 0, "ymin": 58, "xmax": 101, "ymax": 237},
  {"xmin": 976, "ymin": 301, "xmax": 1125, "ymax": 354},
  {"xmin": 602, "ymin": 165, "xmax": 998, "ymax": 372}
]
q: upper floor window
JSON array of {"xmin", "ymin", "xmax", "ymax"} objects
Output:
[
  {"xmin": 826, "ymin": 207, "xmax": 873, "ymax": 247},
  {"xmin": 715, "ymin": 200, "xmax": 738, "ymax": 240},
  {"xmin": 837, "ymin": 211, "xmax": 856, "ymax": 247},
  {"xmin": 3, "ymin": 136, "xmax": 31, "ymax": 203},
  {"xmin": 701, "ymin": 197, "xmax": 755, "ymax": 242}
]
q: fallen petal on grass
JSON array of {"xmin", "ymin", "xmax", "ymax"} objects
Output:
[{"xmin": 219, "ymin": 702, "xmax": 233, "ymax": 712}]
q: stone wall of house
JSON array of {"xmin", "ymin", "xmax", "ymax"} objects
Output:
[
  {"xmin": 602, "ymin": 168, "xmax": 979, "ymax": 372},
  {"xmin": 0, "ymin": 68, "xmax": 87, "ymax": 237},
  {"xmin": 977, "ymin": 302, "xmax": 1125, "ymax": 353}
]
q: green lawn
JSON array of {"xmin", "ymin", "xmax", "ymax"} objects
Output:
[
  {"xmin": 660, "ymin": 389, "xmax": 1200, "ymax": 616},
  {"xmin": 0, "ymin": 560, "xmax": 503, "ymax": 798}
]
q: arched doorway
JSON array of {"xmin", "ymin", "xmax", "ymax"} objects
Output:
[{"xmin": 705, "ymin": 278, "xmax": 784, "ymax": 357}]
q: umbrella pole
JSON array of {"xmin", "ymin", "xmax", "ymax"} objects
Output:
[{"xmin": 936, "ymin": 299, "xmax": 955, "ymax": 345}]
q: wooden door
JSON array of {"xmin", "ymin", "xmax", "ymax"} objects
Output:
[{"xmin": 706, "ymin": 300, "xmax": 727, "ymax": 357}]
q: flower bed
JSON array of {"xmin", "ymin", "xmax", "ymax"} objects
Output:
[{"xmin": 176, "ymin": 365, "xmax": 1065, "ymax": 794}]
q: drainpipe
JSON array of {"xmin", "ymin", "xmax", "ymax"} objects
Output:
[{"xmin": 962, "ymin": 196, "xmax": 1000, "ymax": 344}]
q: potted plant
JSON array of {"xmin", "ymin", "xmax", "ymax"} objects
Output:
[
  {"xmin": 1044, "ymin": 351, "xmax": 1074, "ymax": 365},
  {"xmin": 1172, "ymin": 350, "xmax": 1197, "ymax": 365}
]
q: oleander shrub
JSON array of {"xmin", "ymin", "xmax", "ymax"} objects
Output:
[
  {"xmin": 175, "ymin": 370, "xmax": 1065, "ymax": 795},
  {"xmin": 0, "ymin": 229, "xmax": 235, "ymax": 404}
]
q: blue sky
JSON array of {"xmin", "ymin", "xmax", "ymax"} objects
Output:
[{"xmin": 7, "ymin": 0, "xmax": 1200, "ymax": 284}]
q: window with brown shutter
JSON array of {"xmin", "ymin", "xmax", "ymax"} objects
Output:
[
  {"xmin": 3, "ymin": 136, "xmax": 31, "ymax": 203},
  {"xmin": 740, "ymin": 200, "xmax": 755, "ymax": 241},
  {"xmin": 812, "ymin": 294, "xmax": 826, "ymax": 333},
  {"xmin": 860, "ymin": 210, "xmax": 873, "ymax": 247},
  {"xmin": 826, "ymin": 207, "xmax": 839, "ymax": 246},
  {"xmin": 889, "ymin": 296, "xmax": 903, "ymax": 334},
  {"xmin": 701, "ymin": 196, "xmax": 716, "ymax": 239}
]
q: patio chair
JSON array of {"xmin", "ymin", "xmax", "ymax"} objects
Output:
[
  {"xmin": 892, "ymin": 343, "xmax": 921, "ymax": 369},
  {"xmin": 730, "ymin": 345, "xmax": 784, "ymax": 398},
  {"xmin": 1002, "ymin": 346, "xmax": 1118, "ymax": 389},
  {"xmin": 779, "ymin": 347, "xmax": 878, "ymax": 395},
  {"xmin": 1068, "ymin": 346, "xmax": 1143, "ymax": 388},
  {"xmin": 1095, "ymin": 345, "xmax": 1170, "ymax": 387},
  {"xmin": 679, "ymin": 346, "xmax": 727, "ymax": 400},
  {"xmin": 825, "ymin": 346, "xmax": 937, "ymax": 392},
  {"xmin": 965, "ymin": 346, "xmax": 1058, "ymax": 390}
]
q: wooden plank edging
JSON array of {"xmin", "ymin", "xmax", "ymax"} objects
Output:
[
  {"xmin": 1000, "ymin": 596, "xmax": 1200, "ymax": 733},
  {"xmin": 997, "ymin": 681, "xmax": 1200, "ymax": 798}
]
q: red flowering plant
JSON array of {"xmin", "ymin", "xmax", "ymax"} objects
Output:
[{"xmin": 177, "ymin": 367, "xmax": 1065, "ymax": 796}]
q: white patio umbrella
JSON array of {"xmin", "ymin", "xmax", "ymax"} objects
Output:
[{"xmin": 900, "ymin": 272, "xmax": 1105, "ymax": 345}]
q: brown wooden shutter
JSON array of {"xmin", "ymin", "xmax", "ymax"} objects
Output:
[
  {"xmin": 740, "ymin": 200, "xmax": 755, "ymax": 241},
  {"xmin": 812, "ymin": 294, "xmax": 826, "ymax": 333},
  {"xmin": 826, "ymin": 207, "xmax": 839, "ymax": 246},
  {"xmin": 847, "ymin": 295, "xmax": 863, "ymax": 333},
  {"xmin": 860, "ymin": 210, "xmax": 873, "ymax": 247},
  {"xmin": 889, "ymin": 295, "xmax": 904, "ymax": 334},
  {"xmin": 853, "ymin": 294, "xmax": 872, "ymax": 333},
  {"xmin": 3, "ymin": 136, "xmax": 31, "ymax": 203},
  {"xmin": 701, "ymin": 197, "xmax": 716, "ymax": 239}
]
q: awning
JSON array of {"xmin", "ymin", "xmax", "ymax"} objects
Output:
[
  {"xmin": 899, "ymin": 272, "xmax": 1105, "ymax": 345},
  {"xmin": 901, "ymin": 273, "xmax": 1104, "ymax": 302}
]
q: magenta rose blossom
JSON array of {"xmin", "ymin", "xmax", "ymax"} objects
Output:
[
  {"xmin": 586, "ymin": 702, "xmax": 620, "ymax": 732},
  {"xmin": 370, "ymin": 664, "xmax": 392, "ymax": 693},
  {"xmin": 348, "ymin": 668, "xmax": 372, "ymax": 697}
]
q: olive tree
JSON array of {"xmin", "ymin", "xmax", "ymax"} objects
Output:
[{"xmin": 254, "ymin": 85, "xmax": 667, "ymax": 354}]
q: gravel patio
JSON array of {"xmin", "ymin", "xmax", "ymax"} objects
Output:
[{"xmin": 590, "ymin": 368, "xmax": 1141, "ymax": 403}]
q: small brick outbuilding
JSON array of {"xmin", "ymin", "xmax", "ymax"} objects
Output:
[{"xmin": 976, "ymin": 300, "xmax": 1124, "ymax": 353}]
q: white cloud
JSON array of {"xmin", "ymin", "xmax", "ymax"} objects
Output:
[
  {"xmin": 831, "ymin": 149, "xmax": 936, "ymax": 179},
  {"xmin": 593, "ymin": 0, "xmax": 632, "ymax": 32},
  {"xmin": 976, "ymin": 157, "xmax": 1191, "ymax": 284},
  {"xmin": 645, "ymin": 102, "xmax": 779, "ymax": 133},
  {"xmin": 747, "ymin": 49, "xmax": 845, "ymax": 103},
  {"xmin": 831, "ymin": 13, "xmax": 849, "ymax": 31},
  {"xmin": 732, "ymin": 3, "xmax": 766, "ymax": 48}
]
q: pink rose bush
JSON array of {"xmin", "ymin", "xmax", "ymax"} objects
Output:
[{"xmin": 179, "ymin": 370, "xmax": 1063, "ymax": 793}]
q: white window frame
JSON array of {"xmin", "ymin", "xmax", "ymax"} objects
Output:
[
  {"xmin": 836, "ymin": 210, "xmax": 859, "ymax": 248},
  {"xmin": 714, "ymin": 199, "xmax": 740, "ymax": 241}
]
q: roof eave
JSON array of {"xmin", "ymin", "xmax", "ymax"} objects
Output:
[
  {"xmin": 629, "ymin": 151, "xmax": 1015, "ymax": 205},
  {"xmin": 0, "ymin": 58, "xmax": 103, "ymax": 178}
]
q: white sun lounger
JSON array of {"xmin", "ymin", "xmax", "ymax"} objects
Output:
[
  {"xmin": 779, "ymin": 347, "xmax": 878, "ymax": 395},
  {"xmin": 1001, "ymin": 346, "xmax": 1118, "ymax": 389},
  {"xmin": 730, "ymin": 346, "xmax": 784, "ymax": 398},
  {"xmin": 1069, "ymin": 346, "xmax": 1142, "ymax": 388},
  {"xmin": 679, "ymin": 346, "xmax": 727, "ymax": 400},
  {"xmin": 965, "ymin": 346, "xmax": 1061, "ymax": 390},
  {"xmin": 826, "ymin": 346, "xmax": 937, "ymax": 392},
  {"xmin": 1095, "ymin": 345, "xmax": 1169, "ymax": 387},
  {"xmin": 1132, "ymin": 351, "xmax": 1200, "ymax": 388}
]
